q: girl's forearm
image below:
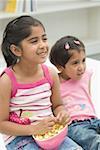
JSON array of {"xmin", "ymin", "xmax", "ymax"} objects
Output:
[{"xmin": 0, "ymin": 121, "xmax": 35, "ymax": 136}]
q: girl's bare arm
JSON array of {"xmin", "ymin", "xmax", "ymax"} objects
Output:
[{"xmin": 48, "ymin": 67, "xmax": 70, "ymax": 124}]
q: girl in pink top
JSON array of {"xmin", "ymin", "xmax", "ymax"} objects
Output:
[
  {"xmin": 50, "ymin": 35, "xmax": 100, "ymax": 150},
  {"xmin": 0, "ymin": 16, "xmax": 82, "ymax": 150}
]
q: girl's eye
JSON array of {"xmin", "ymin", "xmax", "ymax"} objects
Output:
[
  {"xmin": 83, "ymin": 58, "xmax": 86, "ymax": 62},
  {"xmin": 72, "ymin": 61, "xmax": 79, "ymax": 65},
  {"xmin": 29, "ymin": 39, "xmax": 38, "ymax": 43},
  {"xmin": 43, "ymin": 37, "xmax": 48, "ymax": 41},
  {"xmin": 30, "ymin": 38, "xmax": 47, "ymax": 43},
  {"xmin": 31, "ymin": 41, "xmax": 37, "ymax": 43}
]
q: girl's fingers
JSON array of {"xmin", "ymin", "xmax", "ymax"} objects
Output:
[{"xmin": 56, "ymin": 112, "xmax": 71, "ymax": 124}]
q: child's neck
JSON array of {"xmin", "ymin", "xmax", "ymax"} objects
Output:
[
  {"xmin": 12, "ymin": 64, "xmax": 43, "ymax": 83},
  {"xmin": 13, "ymin": 63, "xmax": 39, "ymax": 76},
  {"xmin": 59, "ymin": 73, "xmax": 70, "ymax": 82}
]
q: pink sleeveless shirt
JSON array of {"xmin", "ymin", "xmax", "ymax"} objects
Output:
[
  {"xmin": 60, "ymin": 69, "xmax": 96, "ymax": 123},
  {"xmin": 1, "ymin": 64, "xmax": 54, "ymax": 145}
]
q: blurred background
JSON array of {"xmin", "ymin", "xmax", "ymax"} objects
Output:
[{"xmin": 0, "ymin": 0, "xmax": 100, "ymax": 61}]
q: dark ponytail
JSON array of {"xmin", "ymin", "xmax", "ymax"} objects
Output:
[{"xmin": 1, "ymin": 38, "xmax": 17, "ymax": 67}]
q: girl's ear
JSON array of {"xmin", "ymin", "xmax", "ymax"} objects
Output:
[
  {"xmin": 56, "ymin": 65, "xmax": 64, "ymax": 73},
  {"xmin": 10, "ymin": 44, "xmax": 22, "ymax": 57}
]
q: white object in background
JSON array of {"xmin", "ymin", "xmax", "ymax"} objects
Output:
[
  {"xmin": 0, "ymin": 58, "xmax": 6, "ymax": 74},
  {"xmin": 16, "ymin": 0, "xmax": 24, "ymax": 13},
  {"xmin": 0, "ymin": 134, "xmax": 6, "ymax": 150},
  {"xmin": 0, "ymin": 0, "xmax": 7, "ymax": 11},
  {"xmin": 31, "ymin": 0, "xmax": 37, "ymax": 12}
]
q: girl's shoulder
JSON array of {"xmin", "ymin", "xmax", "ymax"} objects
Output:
[
  {"xmin": 0, "ymin": 67, "xmax": 12, "ymax": 93},
  {"xmin": 0, "ymin": 66, "xmax": 17, "ymax": 87},
  {"xmin": 42, "ymin": 64, "xmax": 57, "ymax": 75},
  {"xmin": 0, "ymin": 67, "xmax": 16, "ymax": 82},
  {"xmin": 42, "ymin": 64, "xmax": 59, "ymax": 86}
]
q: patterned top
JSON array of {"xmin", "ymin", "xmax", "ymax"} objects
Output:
[
  {"xmin": 60, "ymin": 69, "xmax": 96, "ymax": 123},
  {"xmin": 1, "ymin": 64, "xmax": 54, "ymax": 145}
]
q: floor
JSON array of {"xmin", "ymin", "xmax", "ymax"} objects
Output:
[{"xmin": 88, "ymin": 53, "xmax": 100, "ymax": 61}]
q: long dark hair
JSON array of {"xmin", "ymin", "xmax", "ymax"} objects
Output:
[{"xmin": 1, "ymin": 15, "xmax": 45, "ymax": 67}]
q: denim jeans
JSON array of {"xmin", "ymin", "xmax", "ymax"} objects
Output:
[
  {"xmin": 68, "ymin": 118, "xmax": 100, "ymax": 150},
  {"xmin": 6, "ymin": 136, "xmax": 82, "ymax": 150}
]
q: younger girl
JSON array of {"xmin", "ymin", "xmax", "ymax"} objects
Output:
[
  {"xmin": 0, "ymin": 16, "xmax": 82, "ymax": 150},
  {"xmin": 50, "ymin": 35, "xmax": 100, "ymax": 150}
]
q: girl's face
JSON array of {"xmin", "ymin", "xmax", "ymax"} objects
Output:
[
  {"xmin": 19, "ymin": 25, "xmax": 49, "ymax": 65},
  {"xmin": 61, "ymin": 50, "xmax": 86, "ymax": 80}
]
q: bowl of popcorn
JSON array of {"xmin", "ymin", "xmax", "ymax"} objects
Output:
[{"xmin": 32, "ymin": 123, "xmax": 68, "ymax": 150}]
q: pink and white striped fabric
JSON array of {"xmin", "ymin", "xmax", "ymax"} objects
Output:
[{"xmin": 1, "ymin": 64, "xmax": 54, "ymax": 145}]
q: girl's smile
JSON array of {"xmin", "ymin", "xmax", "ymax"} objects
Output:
[{"xmin": 18, "ymin": 26, "xmax": 49, "ymax": 65}]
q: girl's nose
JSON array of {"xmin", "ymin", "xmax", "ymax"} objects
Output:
[
  {"xmin": 78, "ymin": 64, "xmax": 84, "ymax": 71},
  {"xmin": 39, "ymin": 40, "xmax": 45, "ymax": 48}
]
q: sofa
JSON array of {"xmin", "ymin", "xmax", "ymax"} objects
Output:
[{"xmin": 0, "ymin": 57, "xmax": 100, "ymax": 149}]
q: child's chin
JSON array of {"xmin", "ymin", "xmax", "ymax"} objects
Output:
[
  {"xmin": 76, "ymin": 76, "xmax": 82, "ymax": 80},
  {"xmin": 42, "ymin": 58, "xmax": 47, "ymax": 63},
  {"xmin": 40, "ymin": 59, "xmax": 47, "ymax": 64},
  {"xmin": 73, "ymin": 76, "xmax": 82, "ymax": 80}
]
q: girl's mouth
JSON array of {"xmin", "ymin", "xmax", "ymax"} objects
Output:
[
  {"xmin": 36, "ymin": 50, "xmax": 48, "ymax": 55},
  {"xmin": 38, "ymin": 52, "xmax": 48, "ymax": 59},
  {"xmin": 77, "ymin": 72, "xmax": 84, "ymax": 76}
]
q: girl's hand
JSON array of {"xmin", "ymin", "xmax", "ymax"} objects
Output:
[
  {"xmin": 56, "ymin": 110, "xmax": 71, "ymax": 125},
  {"xmin": 32, "ymin": 116, "xmax": 56, "ymax": 135}
]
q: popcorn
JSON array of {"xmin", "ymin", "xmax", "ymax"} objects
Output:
[{"xmin": 34, "ymin": 123, "xmax": 64, "ymax": 140}]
